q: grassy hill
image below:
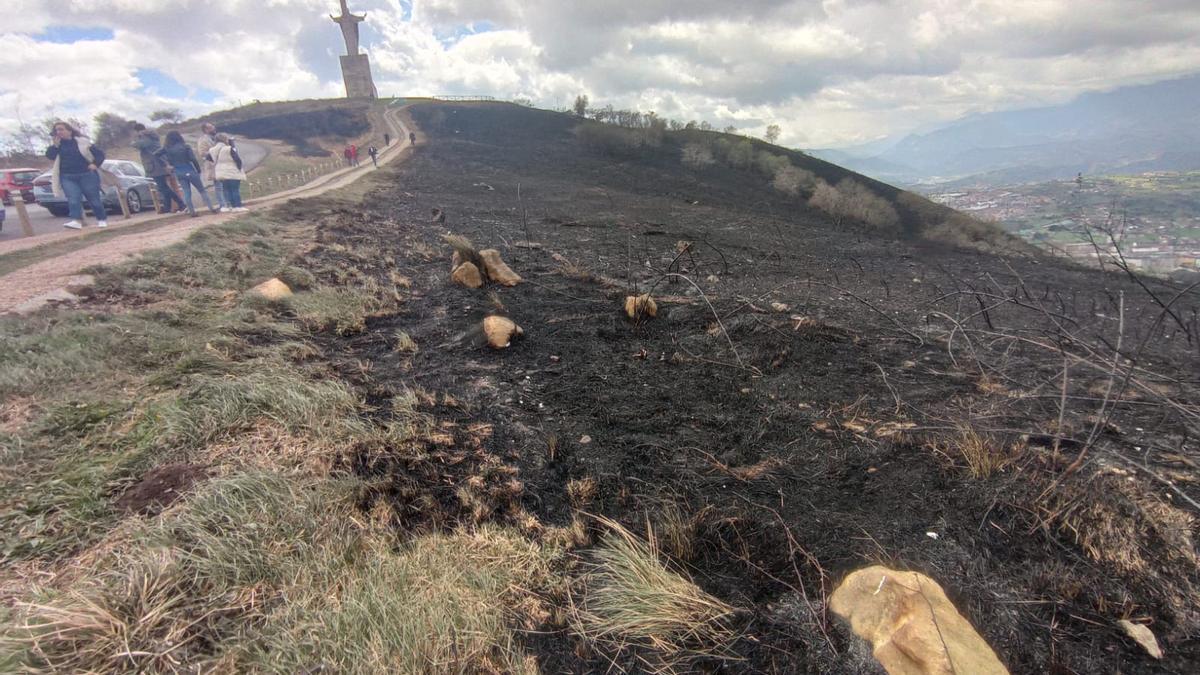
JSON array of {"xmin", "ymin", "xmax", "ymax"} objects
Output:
[{"xmin": 2, "ymin": 101, "xmax": 1198, "ymax": 673}]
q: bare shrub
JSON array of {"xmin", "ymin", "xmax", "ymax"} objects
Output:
[
  {"xmin": 680, "ymin": 142, "xmax": 714, "ymax": 168},
  {"xmin": 723, "ymin": 139, "xmax": 755, "ymax": 169},
  {"xmin": 895, "ymin": 191, "xmax": 1031, "ymax": 253},
  {"xmin": 574, "ymin": 123, "xmax": 661, "ymax": 158},
  {"xmin": 771, "ymin": 164, "xmax": 817, "ymax": 196},
  {"xmin": 808, "ymin": 178, "xmax": 900, "ymax": 231}
]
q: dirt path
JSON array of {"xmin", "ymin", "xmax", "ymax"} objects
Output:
[{"xmin": 0, "ymin": 106, "xmax": 414, "ymax": 314}]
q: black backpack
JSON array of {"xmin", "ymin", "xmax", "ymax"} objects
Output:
[{"xmin": 228, "ymin": 141, "xmax": 243, "ymax": 171}]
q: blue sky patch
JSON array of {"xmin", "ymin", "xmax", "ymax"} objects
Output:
[
  {"xmin": 35, "ymin": 26, "xmax": 115, "ymax": 43},
  {"xmin": 438, "ymin": 20, "xmax": 496, "ymax": 48},
  {"xmin": 136, "ymin": 69, "xmax": 221, "ymax": 104}
]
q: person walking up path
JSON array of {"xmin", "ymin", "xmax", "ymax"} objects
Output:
[
  {"xmin": 157, "ymin": 131, "xmax": 218, "ymax": 217},
  {"xmin": 367, "ymin": 145, "xmax": 379, "ymax": 168},
  {"xmin": 208, "ymin": 134, "xmax": 248, "ymax": 212},
  {"xmin": 133, "ymin": 125, "xmax": 186, "ymax": 214},
  {"xmin": 45, "ymin": 121, "xmax": 108, "ymax": 230},
  {"xmin": 197, "ymin": 123, "xmax": 228, "ymax": 210},
  {"xmin": 350, "ymin": 144, "xmax": 360, "ymax": 167}
]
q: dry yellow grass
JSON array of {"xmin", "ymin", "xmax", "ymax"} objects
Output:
[{"xmin": 571, "ymin": 516, "xmax": 739, "ymax": 664}]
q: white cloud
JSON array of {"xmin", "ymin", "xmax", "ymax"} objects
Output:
[{"xmin": 2, "ymin": 0, "xmax": 1200, "ymax": 147}]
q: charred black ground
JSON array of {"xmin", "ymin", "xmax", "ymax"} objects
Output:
[{"xmin": 284, "ymin": 102, "xmax": 1200, "ymax": 673}]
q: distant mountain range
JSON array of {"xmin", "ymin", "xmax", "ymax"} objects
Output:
[{"xmin": 812, "ymin": 74, "xmax": 1200, "ymax": 187}]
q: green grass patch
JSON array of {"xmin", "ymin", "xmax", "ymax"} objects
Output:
[{"xmin": 3, "ymin": 473, "xmax": 557, "ymax": 673}]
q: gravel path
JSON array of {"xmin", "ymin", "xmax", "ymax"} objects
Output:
[{"xmin": 0, "ymin": 107, "xmax": 413, "ymax": 314}]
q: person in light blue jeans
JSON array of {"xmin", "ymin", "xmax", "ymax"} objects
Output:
[
  {"xmin": 156, "ymin": 131, "xmax": 217, "ymax": 216},
  {"xmin": 45, "ymin": 121, "xmax": 108, "ymax": 229}
]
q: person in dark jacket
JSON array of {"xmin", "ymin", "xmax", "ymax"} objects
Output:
[
  {"xmin": 367, "ymin": 145, "xmax": 378, "ymax": 168},
  {"xmin": 45, "ymin": 121, "xmax": 107, "ymax": 229},
  {"xmin": 156, "ymin": 130, "xmax": 217, "ymax": 216},
  {"xmin": 132, "ymin": 126, "xmax": 185, "ymax": 214}
]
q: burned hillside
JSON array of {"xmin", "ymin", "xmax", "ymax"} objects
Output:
[
  {"xmin": 4, "ymin": 101, "xmax": 1198, "ymax": 674},
  {"xmin": 279, "ymin": 102, "xmax": 1199, "ymax": 672}
]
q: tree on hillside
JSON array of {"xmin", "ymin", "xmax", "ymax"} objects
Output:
[
  {"xmin": 150, "ymin": 108, "xmax": 183, "ymax": 124},
  {"xmin": 722, "ymin": 125, "xmax": 738, "ymax": 135},
  {"xmin": 765, "ymin": 124, "xmax": 781, "ymax": 144},
  {"xmin": 93, "ymin": 112, "xmax": 139, "ymax": 150},
  {"xmin": 573, "ymin": 95, "xmax": 589, "ymax": 117}
]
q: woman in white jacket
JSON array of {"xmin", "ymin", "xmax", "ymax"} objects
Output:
[{"xmin": 207, "ymin": 133, "xmax": 248, "ymax": 212}]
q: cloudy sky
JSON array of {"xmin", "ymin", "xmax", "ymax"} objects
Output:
[{"xmin": 3, "ymin": 0, "xmax": 1200, "ymax": 149}]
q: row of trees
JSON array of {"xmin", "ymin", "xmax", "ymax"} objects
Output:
[
  {"xmin": 685, "ymin": 135, "xmax": 898, "ymax": 230},
  {"xmin": 1, "ymin": 107, "xmax": 185, "ymax": 159},
  {"xmin": 572, "ymin": 95, "xmax": 782, "ymax": 145}
]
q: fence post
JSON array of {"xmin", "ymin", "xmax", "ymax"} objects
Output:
[
  {"xmin": 149, "ymin": 184, "xmax": 162, "ymax": 213},
  {"xmin": 101, "ymin": 170, "xmax": 131, "ymax": 219},
  {"xmin": 13, "ymin": 191, "xmax": 34, "ymax": 237}
]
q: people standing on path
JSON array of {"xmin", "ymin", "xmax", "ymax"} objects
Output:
[
  {"xmin": 132, "ymin": 125, "xmax": 186, "ymax": 215},
  {"xmin": 196, "ymin": 123, "xmax": 228, "ymax": 210},
  {"xmin": 45, "ymin": 121, "xmax": 108, "ymax": 230},
  {"xmin": 367, "ymin": 145, "xmax": 378, "ymax": 168},
  {"xmin": 207, "ymin": 134, "xmax": 248, "ymax": 212},
  {"xmin": 343, "ymin": 145, "xmax": 353, "ymax": 167},
  {"xmin": 384, "ymin": 132, "xmax": 390, "ymax": 146},
  {"xmin": 350, "ymin": 144, "xmax": 359, "ymax": 167},
  {"xmin": 157, "ymin": 131, "xmax": 218, "ymax": 217}
]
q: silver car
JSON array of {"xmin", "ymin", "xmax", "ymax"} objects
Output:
[{"xmin": 33, "ymin": 160, "xmax": 157, "ymax": 217}]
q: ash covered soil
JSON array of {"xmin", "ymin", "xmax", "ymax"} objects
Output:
[{"xmin": 284, "ymin": 103, "xmax": 1200, "ymax": 673}]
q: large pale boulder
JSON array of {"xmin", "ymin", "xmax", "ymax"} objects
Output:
[
  {"xmin": 624, "ymin": 294, "xmax": 658, "ymax": 320},
  {"xmin": 830, "ymin": 566, "xmax": 1009, "ymax": 675},
  {"xmin": 249, "ymin": 278, "xmax": 293, "ymax": 301},
  {"xmin": 451, "ymin": 262, "xmax": 484, "ymax": 289},
  {"xmin": 483, "ymin": 316, "xmax": 523, "ymax": 349},
  {"xmin": 478, "ymin": 249, "xmax": 522, "ymax": 286}
]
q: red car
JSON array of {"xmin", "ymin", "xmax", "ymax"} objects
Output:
[{"xmin": 0, "ymin": 168, "xmax": 40, "ymax": 206}]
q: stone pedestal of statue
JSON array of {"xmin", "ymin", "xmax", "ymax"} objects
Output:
[{"xmin": 340, "ymin": 54, "xmax": 378, "ymax": 99}]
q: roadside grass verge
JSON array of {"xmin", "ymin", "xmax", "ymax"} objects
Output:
[
  {"xmin": 1, "ymin": 201, "xmax": 744, "ymax": 672},
  {"xmin": 0, "ymin": 212, "xmax": 354, "ymax": 563}
]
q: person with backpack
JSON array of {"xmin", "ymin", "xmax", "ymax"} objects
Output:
[
  {"xmin": 207, "ymin": 133, "xmax": 248, "ymax": 212},
  {"xmin": 197, "ymin": 123, "xmax": 228, "ymax": 210},
  {"xmin": 132, "ymin": 125, "xmax": 185, "ymax": 214},
  {"xmin": 367, "ymin": 145, "xmax": 379, "ymax": 168},
  {"xmin": 409, "ymin": 131, "xmax": 416, "ymax": 145},
  {"xmin": 156, "ymin": 130, "xmax": 217, "ymax": 216}
]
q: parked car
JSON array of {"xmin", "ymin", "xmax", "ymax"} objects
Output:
[
  {"xmin": 0, "ymin": 167, "xmax": 40, "ymax": 206},
  {"xmin": 32, "ymin": 160, "xmax": 155, "ymax": 217}
]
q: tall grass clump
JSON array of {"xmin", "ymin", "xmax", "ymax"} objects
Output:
[{"xmin": 572, "ymin": 517, "xmax": 738, "ymax": 662}]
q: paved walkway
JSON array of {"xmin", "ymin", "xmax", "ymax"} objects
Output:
[{"xmin": 0, "ymin": 106, "xmax": 415, "ymax": 314}]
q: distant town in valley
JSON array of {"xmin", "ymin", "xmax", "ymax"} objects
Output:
[{"xmin": 923, "ymin": 172, "xmax": 1200, "ymax": 278}]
